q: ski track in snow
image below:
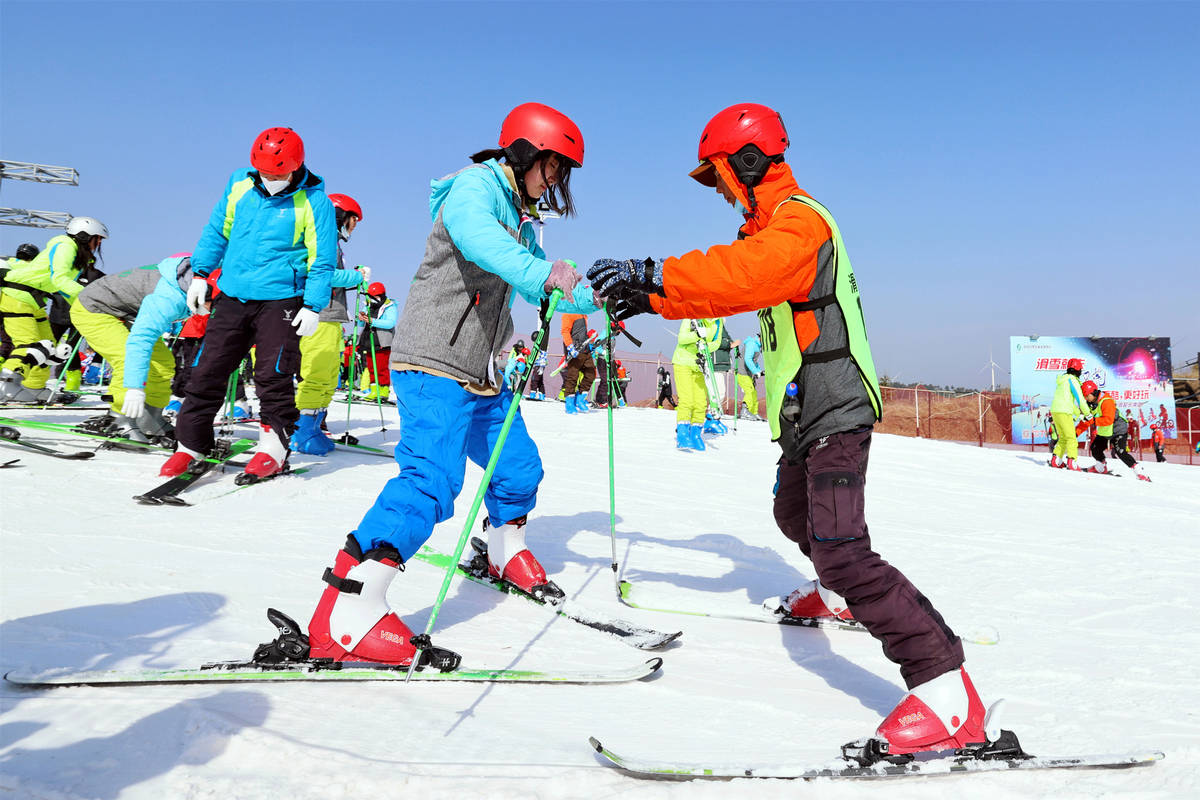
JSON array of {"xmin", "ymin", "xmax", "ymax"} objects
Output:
[{"xmin": 2, "ymin": 400, "xmax": 1198, "ymax": 799}]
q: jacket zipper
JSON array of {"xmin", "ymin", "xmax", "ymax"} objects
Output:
[{"xmin": 449, "ymin": 291, "xmax": 480, "ymax": 346}]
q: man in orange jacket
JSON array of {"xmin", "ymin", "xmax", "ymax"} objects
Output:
[
  {"xmin": 559, "ymin": 312, "xmax": 595, "ymax": 413},
  {"xmin": 588, "ymin": 103, "xmax": 989, "ymax": 764}
]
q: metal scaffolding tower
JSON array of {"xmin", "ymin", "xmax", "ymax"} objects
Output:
[{"xmin": 0, "ymin": 159, "xmax": 79, "ymax": 230}]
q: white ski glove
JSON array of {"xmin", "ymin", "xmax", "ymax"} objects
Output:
[
  {"xmin": 357, "ymin": 265, "xmax": 372, "ymax": 285},
  {"xmin": 121, "ymin": 388, "xmax": 146, "ymax": 418},
  {"xmin": 291, "ymin": 307, "xmax": 320, "ymax": 337},
  {"xmin": 186, "ymin": 277, "xmax": 210, "ymax": 315}
]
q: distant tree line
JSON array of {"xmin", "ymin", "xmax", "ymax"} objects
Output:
[{"xmin": 879, "ymin": 376, "xmax": 1008, "ymax": 394}]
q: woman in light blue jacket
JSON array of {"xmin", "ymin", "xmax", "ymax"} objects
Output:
[{"xmin": 271, "ymin": 103, "xmax": 601, "ymax": 670}]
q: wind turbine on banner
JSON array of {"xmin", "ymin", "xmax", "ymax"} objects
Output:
[{"xmin": 980, "ymin": 346, "xmax": 1002, "ymax": 391}]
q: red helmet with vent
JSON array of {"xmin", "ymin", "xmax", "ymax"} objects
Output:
[
  {"xmin": 1081, "ymin": 380, "xmax": 1098, "ymax": 396},
  {"xmin": 691, "ymin": 103, "xmax": 789, "ymax": 187},
  {"xmin": 251, "ymin": 127, "xmax": 305, "ymax": 174},
  {"xmin": 367, "ymin": 282, "xmax": 386, "ymax": 297},
  {"xmin": 1067, "ymin": 358, "xmax": 1084, "ymax": 372},
  {"xmin": 328, "ymin": 193, "xmax": 363, "ymax": 220},
  {"xmin": 499, "ymin": 103, "xmax": 584, "ymax": 168}
]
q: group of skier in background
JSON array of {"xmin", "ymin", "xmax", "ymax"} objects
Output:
[
  {"xmin": 6, "ymin": 99, "xmax": 1177, "ymax": 767},
  {"xmin": 1046, "ymin": 358, "xmax": 1153, "ymax": 481}
]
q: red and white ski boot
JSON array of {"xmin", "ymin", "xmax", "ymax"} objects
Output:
[
  {"xmin": 1048, "ymin": 454, "xmax": 1061, "ymax": 469},
  {"xmin": 482, "ymin": 516, "xmax": 565, "ymax": 603},
  {"xmin": 779, "ymin": 580, "xmax": 855, "ymax": 620},
  {"xmin": 241, "ymin": 423, "xmax": 288, "ymax": 482},
  {"xmin": 306, "ymin": 535, "xmax": 459, "ymax": 670},
  {"xmin": 1086, "ymin": 463, "xmax": 1109, "ymax": 474},
  {"xmin": 1066, "ymin": 458, "xmax": 1081, "ymax": 471},
  {"xmin": 160, "ymin": 445, "xmax": 204, "ymax": 477}
]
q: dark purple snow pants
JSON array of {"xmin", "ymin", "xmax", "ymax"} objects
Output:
[{"xmin": 773, "ymin": 427, "xmax": 964, "ymax": 689}]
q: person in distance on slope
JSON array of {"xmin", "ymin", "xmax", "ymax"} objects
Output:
[
  {"xmin": 502, "ymin": 340, "xmax": 530, "ymax": 390},
  {"xmin": 291, "ymin": 193, "xmax": 372, "ymax": 455},
  {"xmin": 706, "ymin": 319, "xmax": 733, "ymax": 433},
  {"xmin": 300, "ymin": 102, "xmax": 601, "ymax": 667},
  {"xmin": 1150, "ymin": 423, "xmax": 1166, "ymax": 462},
  {"xmin": 1076, "ymin": 382, "xmax": 1150, "ymax": 481},
  {"xmin": 738, "ymin": 331, "xmax": 765, "ymax": 418},
  {"xmin": 589, "ymin": 102, "xmax": 989, "ymax": 760},
  {"xmin": 672, "ymin": 317, "xmax": 721, "ymax": 450},
  {"xmin": 559, "ymin": 312, "xmax": 595, "ymax": 413},
  {"xmin": 1048, "ymin": 358, "xmax": 1091, "ymax": 470},
  {"xmin": 353, "ymin": 281, "xmax": 397, "ymax": 402},
  {"xmin": 655, "ymin": 365, "xmax": 675, "ymax": 409},
  {"xmin": 69, "ymin": 255, "xmax": 218, "ymax": 442},
  {"xmin": 0, "ymin": 217, "xmax": 108, "ymax": 404},
  {"xmin": 526, "ymin": 330, "xmax": 548, "ymax": 399},
  {"xmin": 166, "ymin": 127, "xmax": 337, "ymax": 481},
  {"xmin": 0, "ymin": 243, "xmax": 40, "ymax": 362}
]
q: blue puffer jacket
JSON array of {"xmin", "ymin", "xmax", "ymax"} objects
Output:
[
  {"xmin": 192, "ymin": 167, "xmax": 337, "ymax": 312},
  {"xmin": 124, "ymin": 255, "xmax": 196, "ymax": 390}
]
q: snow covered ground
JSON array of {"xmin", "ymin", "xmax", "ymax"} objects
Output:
[{"xmin": 2, "ymin": 398, "xmax": 1198, "ymax": 799}]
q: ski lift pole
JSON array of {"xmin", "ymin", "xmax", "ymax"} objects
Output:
[{"xmin": 406, "ymin": 289, "xmax": 563, "ymax": 681}]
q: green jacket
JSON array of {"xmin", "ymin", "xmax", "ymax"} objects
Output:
[
  {"xmin": 0, "ymin": 235, "xmax": 86, "ymax": 308},
  {"xmin": 672, "ymin": 318, "xmax": 721, "ymax": 369},
  {"xmin": 1050, "ymin": 373, "xmax": 1089, "ymax": 417}
]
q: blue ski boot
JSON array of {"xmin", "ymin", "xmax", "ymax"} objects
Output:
[
  {"xmin": 564, "ymin": 394, "xmax": 578, "ymax": 414},
  {"xmin": 675, "ymin": 422, "xmax": 693, "ymax": 450},
  {"xmin": 688, "ymin": 423, "xmax": 707, "ymax": 451},
  {"xmin": 703, "ymin": 415, "xmax": 728, "ymax": 436},
  {"xmin": 290, "ymin": 409, "xmax": 335, "ymax": 455}
]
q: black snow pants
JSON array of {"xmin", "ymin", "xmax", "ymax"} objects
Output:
[
  {"xmin": 528, "ymin": 366, "xmax": 545, "ymax": 395},
  {"xmin": 1094, "ymin": 434, "xmax": 1136, "ymax": 469},
  {"xmin": 175, "ymin": 296, "xmax": 302, "ymax": 453},
  {"xmin": 773, "ymin": 426, "xmax": 964, "ymax": 689}
]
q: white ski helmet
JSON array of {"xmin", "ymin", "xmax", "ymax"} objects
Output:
[{"xmin": 66, "ymin": 216, "xmax": 109, "ymax": 239}]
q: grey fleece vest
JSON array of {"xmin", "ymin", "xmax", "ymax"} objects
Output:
[
  {"xmin": 390, "ymin": 170, "xmax": 525, "ymax": 385},
  {"xmin": 777, "ymin": 237, "xmax": 878, "ymax": 461},
  {"xmin": 318, "ymin": 246, "xmax": 350, "ymax": 324},
  {"xmin": 78, "ymin": 264, "xmax": 171, "ymax": 322}
]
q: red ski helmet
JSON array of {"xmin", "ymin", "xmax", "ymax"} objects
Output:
[
  {"xmin": 251, "ymin": 127, "xmax": 304, "ymax": 174},
  {"xmin": 367, "ymin": 281, "xmax": 386, "ymax": 297},
  {"xmin": 691, "ymin": 103, "xmax": 789, "ymax": 187},
  {"xmin": 1066, "ymin": 358, "xmax": 1084, "ymax": 372},
  {"xmin": 1081, "ymin": 380, "xmax": 1098, "ymax": 397},
  {"xmin": 328, "ymin": 193, "xmax": 363, "ymax": 220},
  {"xmin": 499, "ymin": 103, "xmax": 584, "ymax": 169}
]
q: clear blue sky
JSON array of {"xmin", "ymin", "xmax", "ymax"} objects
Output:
[{"xmin": 3, "ymin": 1, "xmax": 1197, "ymax": 387}]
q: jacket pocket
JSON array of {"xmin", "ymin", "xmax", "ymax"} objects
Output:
[{"xmin": 448, "ymin": 291, "xmax": 480, "ymax": 347}]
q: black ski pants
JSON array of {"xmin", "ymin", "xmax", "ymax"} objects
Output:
[
  {"xmin": 175, "ymin": 296, "xmax": 302, "ymax": 453},
  {"xmin": 528, "ymin": 366, "xmax": 545, "ymax": 395},
  {"xmin": 656, "ymin": 385, "xmax": 675, "ymax": 409},
  {"xmin": 1093, "ymin": 434, "xmax": 1136, "ymax": 469},
  {"xmin": 773, "ymin": 426, "xmax": 964, "ymax": 689},
  {"xmin": 595, "ymin": 356, "xmax": 610, "ymax": 405}
]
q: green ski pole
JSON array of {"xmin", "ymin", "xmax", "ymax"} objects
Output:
[
  {"xmin": 603, "ymin": 302, "xmax": 620, "ymax": 594},
  {"xmin": 406, "ymin": 289, "xmax": 563, "ymax": 680},
  {"xmin": 342, "ymin": 282, "xmax": 366, "ymax": 440},
  {"xmin": 731, "ymin": 344, "xmax": 740, "ymax": 434},
  {"xmin": 365, "ymin": 302, "xmax": 387, "ymax": 434}
]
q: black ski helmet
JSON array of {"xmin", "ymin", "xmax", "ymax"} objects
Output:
[
  {"xmin": 515, "ymin": 339, "xmax": 526, "ymax": 352},
  {"xmin": 657, "ymin": 366, "xmax": 666, "ymax": 375},
  {"xmin": 16, "ymin": 243, "xmax": 40, "ymax": 261}
]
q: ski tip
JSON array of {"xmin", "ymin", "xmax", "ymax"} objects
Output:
[
  {"xmin": 132, "ymin": 495, "xmax": 162, "ymax": 506},
  {"xmin": 588, "ymin": 736, "xmax": 604, "ymax": 753},
  {"xmin": 644, "ymin": 657, "xmax": 664, "ymax": 676}
]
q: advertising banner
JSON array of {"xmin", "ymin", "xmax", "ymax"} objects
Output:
[{"xmin": 1010, "ymin": 337, "xmax": 1175, "ymax": 445}]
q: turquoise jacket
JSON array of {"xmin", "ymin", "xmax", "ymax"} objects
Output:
[
  {"xmin": 193, "ymin": 167, "xmax": 337, "ymax": 312},
  {"xmin": 124, "ymin": 255, "xmax": 196, "ymax": 390},
  {"xmin": 743, "ymin": 333, "xmax": 764, "ymax": 376},
  {"xmin": 434, "ymin": 159, "xmax": 597, "ymax": 312}
]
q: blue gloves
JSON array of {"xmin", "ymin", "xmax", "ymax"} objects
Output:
[
  {"xmin": 587, "ymin": 258, "xmax": 664, "ymax": 298},
  {"xmin": 566, "ymin": 344, "xmax": 579, "ymax": 359}
]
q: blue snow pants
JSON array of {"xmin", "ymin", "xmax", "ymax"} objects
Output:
[{"xmin": 352, "ymin": 370, "xmax": 544, "ymax": 561}]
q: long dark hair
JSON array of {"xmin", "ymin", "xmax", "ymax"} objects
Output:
[
  {"xmin": 471, "ymin": 146, "xmax": 576, "ymax": 217},
  {"xmin": 69, "ymin": 231, "xmax": 102, "ymax": 274}
]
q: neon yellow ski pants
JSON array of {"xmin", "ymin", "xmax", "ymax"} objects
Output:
[
  {"xmin": 674, "ymin": 363, "xmax": 708, "ymax": 425},
  {"xmin": 295, "ymin": 321, "xmax": 343, "ymax": 410},
  {"xmin": 1051, "ymin": 412, "xmax": 1079, "ymax": 460},
  {"xmin": 736, "ymin": 373, "xmax": 760, "ymax": 416},
  {"xmin": 69, "ymin": 302, "xmax": 174, "ymax": 411},
  {"xmin": 0, "ymin": 293, "xmax": 52, "ymax": 389}
]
